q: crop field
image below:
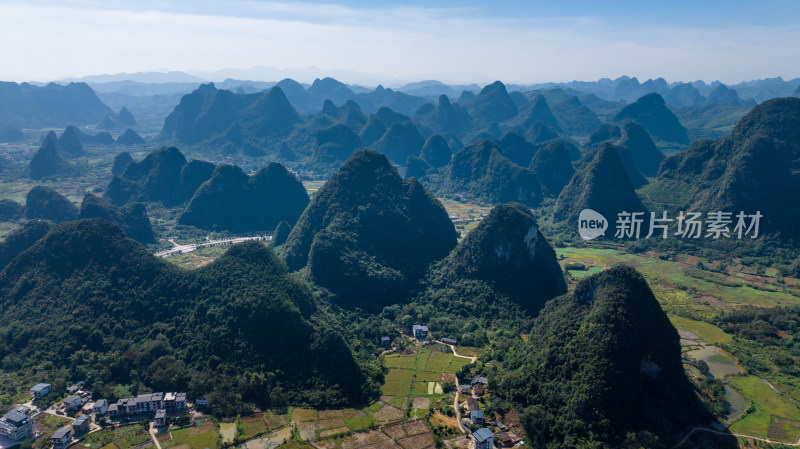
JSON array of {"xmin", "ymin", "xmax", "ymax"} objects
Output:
[
  {"xmin": 729, "ymin": 376, "xmax": 800, "ymax": 442},
  {"xmin": 555, "ymin": 246, "xmax": 800, "ymax": 317},
  {"xmin": 161, "ymin": 421, "xmax": 218, "ymax": 449},
  {"xmin": 115, "ymin": 424, "xmax": 153, "ymax": 449},
  {"xmin": 33, "ymin": 415, "xmax": 73, "ymax": 449}
]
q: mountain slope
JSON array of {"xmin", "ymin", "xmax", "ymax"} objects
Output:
[
  {"xmin": 78, "ymin": 194, "xmax": 155, "ymax": 244},
  {"xmin": 437, "ymin": 203, "xmax": 566, "ymax": 312},
  {"xmin": 179, "ymin": 163, "xmax": 309, "ymax": 233},
  {"xmin": 498, "ymin": 266, "xmax": 709, "ymax": 448},
  {"xmin": 0, "ymin": 219, "xmax": 371, "ymax": 409},
  {"xmin": 30, "ymin": 132, "xmax": 71, "ymax": 179},
  {"xmin": 614, "ymin": 93, "xmax": 689, "ymax": 144},
  {"xmin": 281, "ymin": 150, "xmax": 457, "ymax": 308},
  {"xmin": 438, "ymin": 140, "xmax": 543, "ymax": 207}
]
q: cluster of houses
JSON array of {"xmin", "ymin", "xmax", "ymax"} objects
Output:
[
  {"xmin": 463, "ymin": 377, "xmax": 523, "ymax": 448},
  {"xmin": 107, "ymin": 392, "xmax": 188, "ymax": 422}
]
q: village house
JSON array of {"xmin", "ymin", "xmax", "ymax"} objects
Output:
[
  {"xmin": 72, "ymin": 416, "xmax": 90, "ymax": 436},
  {"xmin": 459, "ymin": 385, "xmax": 472, "ymax": 395},
  {"xmin": 412, "ymin": 325, "xmax": 429, "ymax": 341},
  {"xmin": 107, "ymin": 392, "xmax": 188, "ymax": 420},
  {"xmin": 30, "ymin": 383, "xmax": 52, "ymax": 400},
  {"xmin": 63, "ymin": 395, "xmax": 83, "ymax": 410},
  {"xmin": 94, "ymin": 399, "xmax": 108, "ymax": 416},
  {"xmin": 470, "ymin": 410, "xmax": 485, "ymax": 425},
  {"xmin": 473, "ymin": 428, "xmax": 494, "ymax": 449},
  {"xmin": 441, "ymin": 337, "xmax": 457, "ymax": 346},
  {"xmin": 51, "ymin": 426, "xmax": 72, "ymax": 449},
  {"xmin": 0, "ymin": 410, "xmax": 35, "ymax": 441},
  {"xmin": 195, "ymin": 396, "xmax": 209, "ymax": 408},
  {"xmin": 380, "ymin": 336, "xmax": 391, "ymax": 350},
  {"xmin": 471, "ymin": 376, "xmax": 488, "ymax": 395},
  {"xmin": 466, "ymin": 397, "xmax": 479, "ymax": 412},
  {"xmin": 498, "ymin": 432, "xmax": 513, "ymax": 447},
  {"xmin": 154, "ymin": 409, "xmax": 167, "ymax": 428}
]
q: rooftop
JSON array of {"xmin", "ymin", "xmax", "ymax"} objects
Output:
[
  {"xmin": 470, "ymin": 410, "xmax": 484, "ymax": 419},
  {"xmin": 473, "ymin": 428, "xmax": 493, "ymax": 443},
  {"xmin": 2, "ymin": 410, "xmax": 28, "ymax": 426},
  {"xmin": 64, "ymin": 395, "xmax": 81, "ymax": 403},
  {"xmin": 31, "ymin": 383, "xmax": 51, "ymax": 392},
  {"xmin": 74, "ymin": 416, "xmax": 89, "ymax": 425},
  {"xmin": 52, "ymin": 427, "xmax": 71, "ymax": 439},
  {"xmin": 95, "ymin": 399, "xmax": 107, "ymax": 407},
  {"xmin": 412, "ymin": 324, "xmax": 428, "ymax": 332}
]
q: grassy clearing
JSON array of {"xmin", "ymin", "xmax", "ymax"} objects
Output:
[
  {"xmin": 384, "ymin": 354, "xmax": 417, "ymax": 369},
  {"xmin": 161, "ymin": 421, "xmax": 218, "ymax": 449},
  {"xmin": 114, "ymin": 424, "xmax": 152, "ymax": 449},
  {"xmin": 669, "ymin": 316, "xmax": 733, "ymax": 345},
  {"xmin": 344, "ymin": 415, "xmax": 376, "ymax": 432},
  {"xmin": 83, "ymin": 428, "xmax": 115, "ymax": 448},
  {"xmin": 729, "ymin": 376, "xmax": 800, "ymax": 442},
  {"xmin": 33, "ymin": 415, "xmax": 73, "ymax": 449}
]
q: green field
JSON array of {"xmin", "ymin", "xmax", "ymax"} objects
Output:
[
  {"xmin": 114, "ymin": 424, "xmax": 152, "ymax": 449},
  {"xmin": 161, "ymin": 421, "xmax": 218, "ymax": 449},
  {"xmin": 729, "ymin": 376, "xmax": 800, "ymax": 442},
  {"xmin": 669, "ymin": 315, "xmax": 733, "ymax": 345}
]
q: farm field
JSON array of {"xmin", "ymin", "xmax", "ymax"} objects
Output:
[
  {"xmin": 728, "ymin": 376, "xmax": 800, "ymax": 442},
  {"xmin": 556, "ymin": 246, "xmax": 800, "ymax": 318},
  {"xmin": 33, "ymin": 415, "xmax": 73, "ymax": 449},
  {"xmin": 161, "ymin": 420, "xmax": 219, "ymax": 449}
]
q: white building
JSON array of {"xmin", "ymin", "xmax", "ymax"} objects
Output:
[
  {"xmin": 412, "ymin": 324, "xmax": 429, "ymax": 341},
  {"xmin": 51, "ymin": 426, "xmax": 72, "ymax": 449},
  {"xmin": 30, "ymin": 383, "xmax": 51, "ymax": 400},
  {"xmin": 94, "ymin": 399, "xmax": 108, "ymax": 416}
]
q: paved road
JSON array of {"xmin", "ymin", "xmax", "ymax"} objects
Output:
[
  {"xmin": 149, "ymin": 422, "xmax": 163, "ymax": 449},
  {"xmin": 154, "ymin": 235, "xmax": 271, "ymax": 258}
]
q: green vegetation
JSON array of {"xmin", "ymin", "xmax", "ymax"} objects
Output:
[
  {"xmin": 729, "ymin": 376, "xmax": 800, "ymax": 442},
  {"xmin": 114, "ymin": 424, "xmax": 152, "ymax": 449}
]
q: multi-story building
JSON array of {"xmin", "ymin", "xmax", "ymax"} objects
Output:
[
  {"xmin": 94, "ymin": 399, "xmax": 108, "ymax": 416},
  {"xmin": 51, "ymin": 426, "xmax": 72, "ymax": 449},
  {"xmin": 72, "ymin": 416, "xmax": 90, "ymax": 436},
  {"xmin": 30, "ymin": 383, "xmax": 52, "ymax": 400},
  {"xmin": 473, "ymin": 428, "xmax": 494, "ymax": 449},
  {"xmin": 411, "ymin": 325, "xmax": 429, "ymax": 341},
  {"xmin": 0, "ymin": 410, "xmax": 35, "ymax": 441}
]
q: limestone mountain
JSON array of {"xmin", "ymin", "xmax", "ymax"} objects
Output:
[
  {"xmin": 117, "ymin": 106, "xmax": 138, "ymax": 126},
  {"xmin": 78, "ymin": 194, "xmax": 155, "ymax": 244},
  {"xmin": 499, "ymin": 266, "xmax": 709, "ymax": 448},
  {"xmin": 308, "ymin": 77, "xmax": 356, "ymax": 106},
  {"xmin": 554, "ymin": 143, "xmax": 647, "ymax": 228},
  {"xmin": 497, "ymin": 132, "xmax": 538, "ymax": 167},
  {"xmin": 588, "ymin": 123, "xmax": 621, "ymax": 147},
  {"xmin": 160, "ymin": 84, "xmax": 301, "ymax": 146},
  {"xmin": 419, "ymin": 134, "xmax": 451, "ymax": 168},
  {"xmin": 111, "ymin": 152, "xmax": 134, "ymax": 176},
  {"xmin": 617, "ymin": 122, "xmax": 664, "ymax": 177},
  {"xmin": 705, "ymin": 84, "xmax": 746, "ymax": 106},
  {"xmin": 515, "ymin": 95, "xmax": 562, "ymax": 131},
  {"xmin": 437, "ymin": 203, "xmax": 566, "ymax": 312},
  {"xmin": 372, "ymin": 121, "xmax": 425, "ymax": 164},
  {"xmin": 654, "ymin": 97, "xmax": 800, "ymax": 237},
  {"xmin": 405, "ymin": 156, "xmax": 432, "ymax": 179},
  {"xmin": 0, "ymin": 199, "xmax": 23, "ymax": 222},
  {"xmin": 117, "ymin": 129, "xmax": 146, "ymax": 146},
  {"xmin": 663, "ymin": 83, "xmax": 704, "ymax": 108},
  {"xmin": 0, "ymin": 220, "xmax": 52, "ymax": 270},
  {"xmin": 461, "ymin": 81, "xmax": 518, "ymax": 124},
  {"xmin": 56, "ymin": 126, "xmax": 85, "ymax": 157},
  {"xmin": 615, "ymin": 146, "xmax": 648, "ymax": 189},
  {"xmin": 179, "ymin": 163, "xmax": 309, "ymax": 233},
  {"xmin": 23, "ymin": 186, "xmax": 78, "ymax": 222},
  {"xmin": 0, "ymin": 81, "xmax": 113, "ymax": 128},
  {"xmin": 359, "ymin": 115, "xmax": 387, "ymax": 146},
  {"xmin": 29, "ymin": 131, "xmax": 71, "ymax": 179},
  {"xmin": 525, "ymin": 122, "xmax": 560, "ymax": 144},
  {"xmin": 414, "ymin": 95, "xmax": 473, "ymax": 134},
  {"xmin": 529, "ymin": 139, "xmax": 575, "ymax": 198},
  {"xmin": 550, "ymin": 96, "xmax": 602, "ymax": 136},
  {"xmin": 105, "ymin": 147, "xmax": 213, "ymax": 206},
  {"xmin": 0, "ymin": 219, "xmax": 371, "ymax": 408},
  {"xmin": 438, "ymin": 140, "xmax": 542, "ymax": 207},
  {"xmin": 272, "ymin": 220, "xmax": 291, "ymax": 246},
  {"xmin": 281, "ymin": 150, "xmax": 458, "ymax": 308},
  {"xmin": 614, "ymin": 93, "xmax": 689, "ymax": 144},
  {"xmin": 314, "ymin": 124, "xmax": 362, "ymax": 162}
]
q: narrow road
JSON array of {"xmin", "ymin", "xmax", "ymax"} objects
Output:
[
  {"xmin": 671, "ymin": 426, "xmax": 800, "ymax": 448},
  {"xmin": 434, "ymin": 340, "xmax": 477, "ymax": 435},
  {"xmin": 149, "ymin": 422, "xmax": 163, "ymax": 449}
]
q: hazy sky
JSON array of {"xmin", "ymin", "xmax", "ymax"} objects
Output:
[{"xmin": 1, "ymin": 0, "xmax": 799, "ymax": 85}]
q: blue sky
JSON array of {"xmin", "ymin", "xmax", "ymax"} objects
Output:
[{"xmin": 1, "ymin": 0, "xmax": 798, "ymax": 85}]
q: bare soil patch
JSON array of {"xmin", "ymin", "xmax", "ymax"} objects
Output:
[{"xmin": 372, "ymin": 405, "xmax": 404, "ymax": 424}]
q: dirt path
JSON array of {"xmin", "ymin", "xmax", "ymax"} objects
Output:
[
  {"xmin": 434, "ymin": 340, "xmax": 476, "ymax": 435},
  {"xmin": 762, "ymin": 378, "xmax": 800, "ymax": 407},
  {"xmin": 149, "ymin": 422, "xmax": 163, "ymax": 449},
  {"xmin": 671, "ymin": 426, "xmax": 800, "ymax": 448}
]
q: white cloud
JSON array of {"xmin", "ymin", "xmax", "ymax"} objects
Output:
[{"xmin": 0, "ymin": 1, "xmax": 798, "ymax": 84}]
